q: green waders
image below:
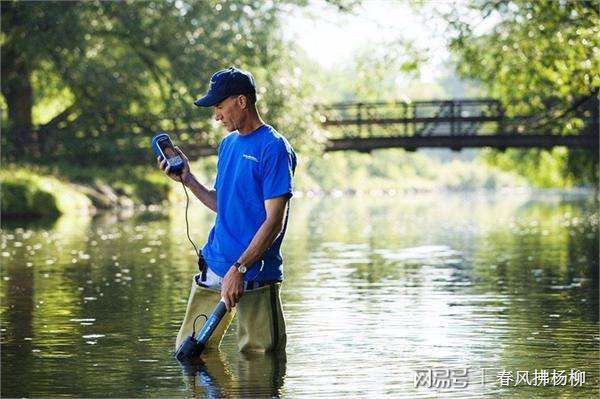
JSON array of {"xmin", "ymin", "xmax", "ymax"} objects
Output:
[
  {"xmin": 175, "ymin": 276, "xmax": 287, "ymax": 353},
  {"xmin": 175, "ymin": 277, "xmax": 236, "ymax": 351}
]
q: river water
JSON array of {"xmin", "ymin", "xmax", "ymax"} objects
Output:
[{"xmin": 1, "ymin": 190, "xmax": 598, "ymax": 398}]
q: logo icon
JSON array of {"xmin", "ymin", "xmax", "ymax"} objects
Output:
[{"xmin": 243, "ymin": 154, "xmax": 258, "ymax": 162}]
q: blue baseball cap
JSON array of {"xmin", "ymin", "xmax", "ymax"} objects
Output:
[{"xmin": 194, "ymin": 67, "xmax": 256, "ymax": 107}]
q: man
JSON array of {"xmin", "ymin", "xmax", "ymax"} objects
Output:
[{"xmin": 159, "ymin": 67, "xmax": 296, "ymax": 353}]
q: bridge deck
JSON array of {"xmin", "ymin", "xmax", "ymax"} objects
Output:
[{"xmin": 326, "ymin": 133, "xmax": 598, "ymax": 153}]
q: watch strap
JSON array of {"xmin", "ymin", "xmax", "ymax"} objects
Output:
[{"xmin": 234, "ymin": 261, "xmax": 247, "ymax": 274}]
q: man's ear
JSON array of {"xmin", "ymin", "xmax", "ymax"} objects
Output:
[{"xmin": 237, "ymin": 95, "xmax": 247, "ymax": 110}]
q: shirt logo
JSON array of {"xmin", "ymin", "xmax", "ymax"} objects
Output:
[{"xmin": 243, "ymin": 154, "xmax": 258, "ymax": 162}]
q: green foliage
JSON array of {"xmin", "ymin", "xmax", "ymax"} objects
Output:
[
  {"xmin": 131, "ymin": 173, "xmax": 171, "ymax": 205},
  {"xmin": 480, "ymin": 147, "xmax": 598, "ymax": 188},
  {"xmin": 1, "ymin": 180, "xmax": 35, "ymax": 217},
  {"xmin": 294, "ymin": 149, "xmax": 527, "ymax": 192},
  {"xmin": 443, "ymin": 0, "xmax": 599, "ymax": 186},
  {"xmin": 345, "ymin": 40, "xmax": 425, "ymax": 102},
  {"xmin": 1, "ymin": 0, "xmax": 322, "ymax": 164},
  {"xmin": 447, "ymin": 1, "xmax": 598, "ymax": 114},
  {"xmin": 30, "ymin": 190, "xmax": 60, "ymax": 217},
  {"xmin": 0, "ymin": 163, "xmax": 174, "ymax": 218},
  {"xmin": 1, "ymin": 175, "xmax": 60, "ymax": 218},
  {"xmin": 314, "ymin": 39, "xmax": 425, "ymax": 103},
  {"xmin": 42, "ymin": 163, "xmax": 173, "ymax": 205}
]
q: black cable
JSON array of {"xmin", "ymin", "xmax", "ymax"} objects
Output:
[
  {"xmin": 192, "ymin": 313, "xmax": 208, "ymax": 338},
  {"xmin": 179, "ymin": 179, "xmax": 240, "ymax": 266},
  {"xmin": 181, "ymin": 181, "xmax": 209, "ymax": 342},
  {"xmin": 181, "ymin": 180, "xmax": 199, "ymax": 256}
]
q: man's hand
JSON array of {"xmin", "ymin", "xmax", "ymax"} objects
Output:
[
  {"xmin": 221, "ymin": 265, "xmax": 244, "ymax": 311},
  {"xmin": 157, "ymin": 146, "xmax": 193, "ymax": 185}
]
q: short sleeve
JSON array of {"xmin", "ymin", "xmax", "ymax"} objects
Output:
[
  {"xmin": 213, "ymin": 139, "xmax": 228, "ymax": 191},
  {"xmin": 262, "ymin": 140, "xmax": 295, "ymax": 200},
  {"xmin": 213, "ymin": 143, "xmax": 221, "ymax": 190},
  {"xmin": 213, "ymin": 168, "xmax": 219, "ymax": 191}
]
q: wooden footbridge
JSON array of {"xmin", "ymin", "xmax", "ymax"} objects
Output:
[{"xmin": 320, "ymin": 96, "xmax": 598, "ymax": 153}]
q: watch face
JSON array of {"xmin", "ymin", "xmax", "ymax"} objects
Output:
[{"xmin": 238, "ymin": 265, "xmax": 247, "ymax": 274}]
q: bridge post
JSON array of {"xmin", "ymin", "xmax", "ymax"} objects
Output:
[
  {"xmin": 357, "ymin": 103, "xmax": 363, "ymax": 137},
  {"xmin": 411, "ymin": 102, "xmax": 416, "ymax": 136},
  {"xmin": 402, "ymin": 102, "xmax": 408, "ymax": 136},
  {"xmin": 497, "ymin": 102, "xmax": 505, "ymax": 134},
  {"xmin": 457, "ymin": 102, "xmax": 462, "ymax": 135},
  {"xmin": 451, "ymin": 101, "xmax": 459, "ymax": 149}
]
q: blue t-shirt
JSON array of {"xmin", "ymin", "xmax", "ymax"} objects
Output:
[{"xmin": 201, "ymin": 124, "xmax": 297, "ymax": 282}]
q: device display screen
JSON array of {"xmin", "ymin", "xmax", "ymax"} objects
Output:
[{"xmin": 158, "ymin": 138, "xmax": 178, "ymax": 160}]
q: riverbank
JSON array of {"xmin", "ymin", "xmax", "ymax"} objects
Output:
[
  {"xmin": 0, "ymin": 164, "xmax": 171, "ymax": 220},
  {"xmin": 3, "ymin": 153, "xmax": 594, "ymax": 222}
]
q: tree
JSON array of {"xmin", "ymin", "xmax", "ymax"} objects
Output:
[
  {"xmin": 1, "ymin": 0, "xmax": 327, "ymax": 165},
  {"xmin": 443, "ymin": 0, "xmax": 599, "ymax": 186}
]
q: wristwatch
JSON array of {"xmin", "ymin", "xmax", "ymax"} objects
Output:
[{"xmin": 234, "ymin": 261, "xmax": 247, "ymax": 274}]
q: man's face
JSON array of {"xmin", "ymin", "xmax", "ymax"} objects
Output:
[{"xmin": 213, "ymin": 96, "xmax": 242, "ymax": 132}]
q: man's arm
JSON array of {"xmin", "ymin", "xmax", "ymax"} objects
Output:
[
  {"xmin": 236, "ymin": 195, "xmax": 289, "ymax": 267},
  {"xmin": 220, "ymin": 195, "xmax": 289, "ymax": 310},
  {"xmin": 182, "ymin": 174, "xmax": 217, "ymax": 213}
]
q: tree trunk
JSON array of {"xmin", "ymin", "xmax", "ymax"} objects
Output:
[{"xmin": 1, "ymin": 54, "xmax": 33, "ymax": 161}]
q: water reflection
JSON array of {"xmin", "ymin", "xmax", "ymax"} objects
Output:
[
  {"xmin": 1, "ymin": 191, "xmax": 598, "ymax": 397},
  {"xmin": 180, "ymin": 352, "xmax": 286, "ymax": 398}
]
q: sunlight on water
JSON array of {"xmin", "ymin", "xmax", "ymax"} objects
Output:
[{"xmin": 1, "ymin": 191, "xmax": 598, "ymax": 398}]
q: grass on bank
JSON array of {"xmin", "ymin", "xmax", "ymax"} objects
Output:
[
  {"xmin": 0, "ymin": 162, "xmax": 178, "ymax": 220},
  {"xmin": 1, "ymin": 167, "xmax": 91, "ymax": 218}
]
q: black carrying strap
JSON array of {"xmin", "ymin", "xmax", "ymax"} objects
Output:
[{"xmin": 198, "ymin": 253, "xmax": 208, "ymax": 282}]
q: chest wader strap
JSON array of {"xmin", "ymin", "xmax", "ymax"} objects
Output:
[{"xmin": 198, "ymin": 253, "xmax": 208, "ymax": 282}]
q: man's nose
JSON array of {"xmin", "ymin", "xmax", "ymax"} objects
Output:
[{"xmin": 213, "ymin": 111, "xmax": 221, "ymax": 121}]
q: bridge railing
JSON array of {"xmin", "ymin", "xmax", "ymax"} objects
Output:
[{"xmin": 318, "ymin": 99, "xmax": 505, "ymax": 138}]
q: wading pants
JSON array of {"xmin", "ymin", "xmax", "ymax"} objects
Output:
[{"xmin": 175, "ymin": 267, "xmax": 287, "ymax": 353}]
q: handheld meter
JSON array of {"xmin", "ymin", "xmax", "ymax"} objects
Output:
[{"xmin": 151, "ymin": 132, "xmax": 185, "ymax": 175}]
